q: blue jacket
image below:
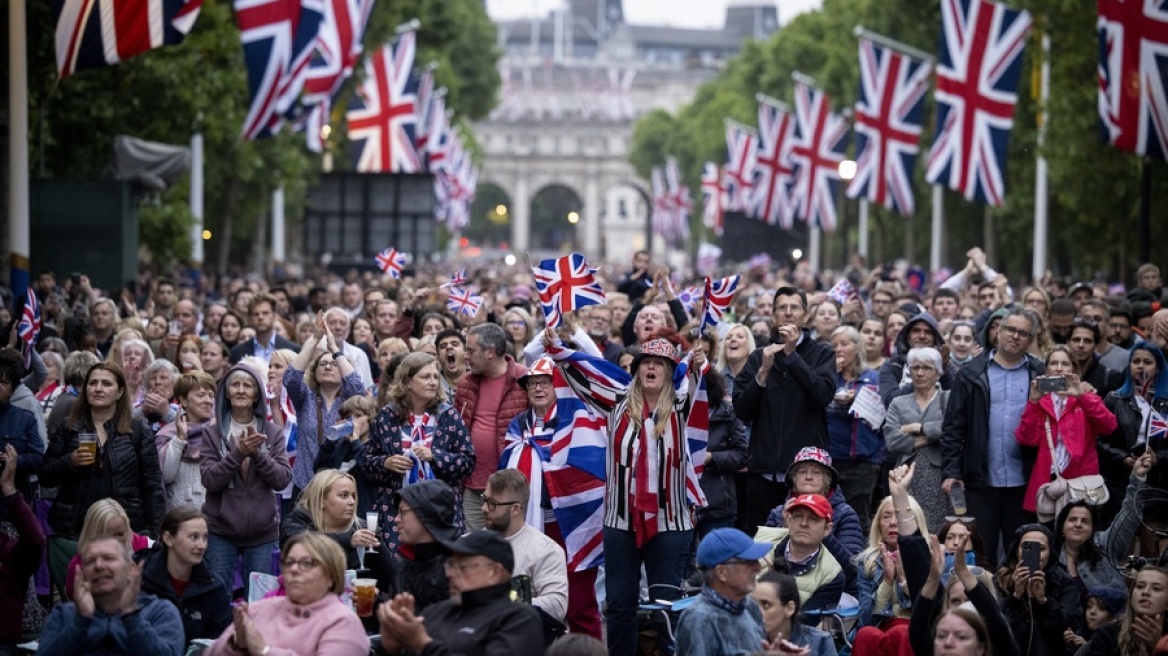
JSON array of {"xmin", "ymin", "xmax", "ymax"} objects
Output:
[
  {"xmin": 0, "ymin": 401, "xmax": 44, "ymax": 500},
  {"xmin": 675, "ymin": 591, "xmax": 767, "ymax": 656},
  {"xmin": 37, "ymin": 593, "xmax": 185, "ymax": 656},
  {"xmin": 788, "ymin": 621, "xmax": 838, "ymax": 656},
  {"xmin": 825, "ymin": 369, "xmax": 884, "ymax": 464}
]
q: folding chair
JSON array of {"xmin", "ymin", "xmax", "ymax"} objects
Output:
[{"xmin": 46, "ymin": 535, "xmax": 78, "ymax": 605}]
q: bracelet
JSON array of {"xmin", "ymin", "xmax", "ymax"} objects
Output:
[{"xmin": 333, "ymin": 351, "xmax": 346, "ymax": 360}]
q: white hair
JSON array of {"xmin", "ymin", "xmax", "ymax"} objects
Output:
[{"xmin": 906, "ymin": 347, "xmax": 943, "ymax": 373}]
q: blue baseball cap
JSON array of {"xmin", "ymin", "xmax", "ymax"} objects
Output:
[{"xmin": 696, "ymin": 528, "xmax": 771, "ymax": 569}]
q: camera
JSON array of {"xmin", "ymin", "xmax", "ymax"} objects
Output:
[{"xmin": 1037, "ymin": 376, "xmax": 1068, "ymax": 393}]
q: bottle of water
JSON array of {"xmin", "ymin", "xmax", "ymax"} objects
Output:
[{"xmin": 325, "ymin": 420, "xmax": 354, "ymax": 441}]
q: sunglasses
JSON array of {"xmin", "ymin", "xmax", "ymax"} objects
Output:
[{"xmin": 944, "ymin": 516, "xmax": 976, "ymax": 524}]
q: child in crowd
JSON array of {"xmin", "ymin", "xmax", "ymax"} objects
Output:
[{"xmin": 1064, "ymin": 586, "xmax": 1125, "ymax": 650}]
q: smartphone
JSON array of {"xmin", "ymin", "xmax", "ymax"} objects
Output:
[
  {"xmin": 71, "ymin": 272, "xmax": 82, "ymax": 286},
  {"xmin": 1021, "ymin": 540, "xmax": 1041, "ymax": 573},
  {"xmin": 1037, "ymin": 376, "xmax": 1068, "ymax": 393}
]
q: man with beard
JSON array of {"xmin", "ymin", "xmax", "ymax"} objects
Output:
[
  {"xmin": 1048, "ymin": 298, "xmax": 1077, "ymax": 344},
  {"xmin": 1067, "ymin": 318, "xmax": 1123, "ymax": 397},
  {"xmin": 434, "ymin": 329, "xmax": 467, "ymax": 400}
]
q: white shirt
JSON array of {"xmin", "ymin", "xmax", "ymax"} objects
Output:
[{"xmin": 503, "ymin": 524, "xmax": 569, "ymax": 622}]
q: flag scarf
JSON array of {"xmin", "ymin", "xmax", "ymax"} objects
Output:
[
  {"xmin": 500, "ymin": 367, "xmax": 607, "ymax": 571},
  {"xmin": 925, "ymin": 0, "xmax": 1032, "ymax": 206},
  {"xmin": 1097, "ymin": 0, "xmax": 1168, "ymax": 160},
  {"xmin": 532, "ymin": 253, "xmax": 606, "ymax": 329},
  {"xmin": 700, "ymin": 275, "xmax": 741, "ymax": 334},
  {"xmin": 279, "ymin": 384, "xmax": 298, "ymax": 470},
  {"xmin": 849, "ymin": 37, "xmax": 933, "ymax": 216},
  {"xmin": 401, "ymin": 413, "xmax": 435, "ymax": 486},
  {"xmin": 54, "ymin": 0, "xmax": 203, "ymax": 78}
]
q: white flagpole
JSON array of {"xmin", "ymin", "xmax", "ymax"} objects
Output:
[
  {"xmin": 1032, "ymin": 30, "xmax": 1051, "ymax": 283},
  {"xmin": 809, "ymin": 226, "xmax": 822, "ymax": 272},
  {"xmin": 8, "ymin": 0, "xmax": 29, "ymax": 295},
  {"xmin": 190, "ymin": 130, "xmax": 204, "ymax": 264},
  {"xmin": 858, "ymin": 199, "xmax": 870, "ymax": 258},
  {"xmin": 930, "ymin": 186, "xmax": 943, "ymax": 273}
]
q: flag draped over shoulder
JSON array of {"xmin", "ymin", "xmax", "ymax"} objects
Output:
[{"xmin": 54, "ymin": 0, "xmax": 203, "ymax": 78}]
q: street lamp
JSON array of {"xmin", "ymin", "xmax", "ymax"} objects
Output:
[
  {"xmin": 838, "ymin": 159, "xmax": 856, "ymax": 181},
  {"xmin": 567, "ymin": 211, "xmax": 580, "ymax": 224},
  {"xmin": 495, "ymin": 204, "xmax": 508, "ymax": 216}
]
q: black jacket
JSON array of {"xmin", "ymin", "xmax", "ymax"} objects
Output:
[
  {"xmin": 139, "ymin": 547, "xmax": 231, "ymax": 643},
  {"xmin": 40, "ymin": 416, "xmax": 165, "ymax": 538},
  {"xmin": 313, "ymin": 439, "xmax": 376, "ymax": 517},
  {"xmin": 997, "ymin": 563, "xmax": 1083, "ymax": 656},
  {"xmin": 228, "ymin": 334, "xmax": 299, "ymax": 364},
  {"xmin": 382, "ymin": 581, "xmax": 543, "ymax": 656},
  {"xmin": 940, "ymin": 351, "xmax": 1044, "ymax": 487},
  {"xmin": 383, "ymin": 542, "xmax": 450, "ymax": 613},
  {"xmin": 280, "ymin": 506, "xmax": 392, "ymax": 584},
  {"xmin": 696, "ymin": 400, "xmax": 748, "ymax": 523},
  {"xmin": 878, "ymin": 313, "xmax": 956, "ymax": 406},
  {"xmin": 1101, "ymin": 392, "xmax": 1168, "ymax": 488},
  {"xmin": 733, "ymin": 331, "xmax": 836, "ymax": 473},
  {"xmin": 1082, "ymin": 357, "xmax": 1124, "ymax": 399}
]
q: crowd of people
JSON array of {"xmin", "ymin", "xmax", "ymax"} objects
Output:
[{"xmin": 0, "ymin": 247, "xmax": 1166, "ymax": 655}]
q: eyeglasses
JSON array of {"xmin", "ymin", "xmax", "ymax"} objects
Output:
[
  {"xmin": 948, "ymin": 566, "xmax": 986, "ymax": 577},
  {"xmin": 999, "ymin": 325, "xmax": 1034, "ymax": 339},
  {"xmin": 525, "ymin": 379, "xmax": 553, "ymax": 390},
  {"xmin": 944, "ymin": 516, "xmax": 976, "ymax": 524},
  {"xmin": 282, "ymin": 557, "xmax": 319, "ymax": 571},
  {"xmin": 317, "ymin": 360, "xmax": 338, "ymax": 370},
  {"xmin": 484, "ymin": 498, "xmax": 522, "ymax": 512},
  {"xmin": 505, "ymin": 320, "xmax": 527, "ymax": 327}
]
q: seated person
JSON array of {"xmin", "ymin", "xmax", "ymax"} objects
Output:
[
  {"xmin": 382, "ymin": 480, "xmax": 461, "ymax": 612},
  {"xmin": 755, "ymin": 494, "xmax": 850, "ymax": 614},
  {"xmin": 139, "ymin": 507, "xmax": 231, "ymax": 645},
  {"xmin": 377, "ymin": 531, "xmax": 544, "ymax": 655},
  {"xmin": 483, "ymin": 469, "xmax": 568, "ymax": 638},
  {"xmin": 764, "ymin": 447, "xmax": 864, "ymax": 595},
  {"xmin": 38, "ymin": 536, "xmax": 185, "ymax": 656},
  {"xmin": 675, "ymin": 528, "xmax": 769, "ymax": 656},
  {"xmin": 0, "ymin": 444, "xmax": 45, "ymax": 649},
  {"xmin": 66, "ymin": 499, "xmax": 152, "ymax": 601},
  {"xmin": 280, "ymin": 469, "xmax": 381, "ymax": 572}
]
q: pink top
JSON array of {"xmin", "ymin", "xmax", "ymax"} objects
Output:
[
  {"xmin": 205, "ymin": 594, "xmax": 369, "ymax": 656},
  {"xmin": 66, "ymin": 533, "xmax": 152, "ymax": 600}
]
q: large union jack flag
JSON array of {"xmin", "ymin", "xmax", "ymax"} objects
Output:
[
  {"xmin": 347, "ymin": 29, "xmax": 422, "ymax": 173},
  {"xmin": 925, "ymin": 0, "xmax": 1032, "ymax": 206},
  {"xmin": 700, "ymin": 275, "xmax": 741, "ymax": 334},
  {"xmin": 1097, "ymin": 0, "xmax": 1168, "ymax": 161},
  {"xmin": 533, "ymin": 253, "xmax": 606, "ymax": 329},
  {"xmin": 700, "ymin": 162, "xmax": 725, "ymax": 236},
  {"xmin": 54, "ymin": 0, "xmax": 203, "ymax": 78},
  {"xmin": 723, "ymin": 121, "xmax": 759, "ymax": 212},
  {"xmin": 298, "ymin": 0, "xmax": 376, "ymax": 150},
  {"xmin": 849, "ymin": 38, "xmax": 934, "ymax": 216},
  {"xmin": 789, "ymin": 82, "xmax": 850, "ymax": 231},
  {"xmin": 234, "ymin": 0, "xmax": 325, "ymax": 140},
  {"xmin": 666, "ymin": 157, "xmax": 692, "ymax": 244},
  {"xmin": 749, "ymin": 96, "xmax": 797, "ymax": 228}
]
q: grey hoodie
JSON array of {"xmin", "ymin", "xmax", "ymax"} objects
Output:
[{"xmin": 200, "ymin": 363, "xmax": 291, "ymax": 546}]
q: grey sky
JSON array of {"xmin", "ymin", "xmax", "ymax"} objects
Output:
[{"xmin": 485, "ymin": 0, "xmax": 824, "ymax": 28}]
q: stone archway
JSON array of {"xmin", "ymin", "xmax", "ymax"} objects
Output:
[
  {"xmin": 466, "ymin": 182, "xmax": 513, "ymax": 249},
  {"xmin": 529, "ymin": 183, "xmax": 585, "ymax": 254}
]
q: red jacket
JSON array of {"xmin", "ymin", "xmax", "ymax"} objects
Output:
[
  {"xmin": 455, "ymin": 356, "xmax": 530, "ymax": 472},
  {"xmin": 1015, "ymin": 392, "xmax": 1116, "ymax": 512}
]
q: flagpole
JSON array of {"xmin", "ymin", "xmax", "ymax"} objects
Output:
[
  {"xmin": 930, "ymin": 185, "xmax": 943, "ymax": 273},
  {"xmin": 190, "ymin": 128, "xmax": 204, "ymax": 265},
  {"xmin": 271, "ymin": 186, "xmax": 285, "ymax": 268},
  {"xmin": 809, "ymin": 226, "xmax": 822, "ymax": 272},
  {"xmin": 858, "ymin": 199, "xmax": 870, "ymax": 259},
  {"xmin": 852, "ymin": 26, "xmax": 936, "ymax": 63},
  {"xmin": 1032, "ymin": 29, "xmax": 1050, "ymax": 283},
  {"xmin": 755, "ymin": 92, "xmax": 791, "ymax": 112},
  {"xmin": 8, "ymin": 0, "xmax": 29, "ymax": 301}
]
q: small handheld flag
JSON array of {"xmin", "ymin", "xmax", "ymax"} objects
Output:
[
  {"xmin": 700, "ymin": 275, "xmax": 741, "ymax": 334},
  {"xmin": 375, "ymin": 248, "xmax": 407, "ymax": 278},
  {"xmin": 446, "ymin": 287, "xmax": 484, "ymax": 317},
  {"xmin": 532, "ymin": 253, "xmax": 606, "ymax": 328}
]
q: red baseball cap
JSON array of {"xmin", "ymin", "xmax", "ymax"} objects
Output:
[{"xmin": 786, "ymin": 494, "xmax": 833, "ymax": 520}]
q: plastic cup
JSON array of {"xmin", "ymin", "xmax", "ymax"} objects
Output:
[
  {"xmin": 365, "ymin": 513, "xmax": 379, "ymax": 553},
  {"xmin": 949, "ymin": 481, "xmax": 967, "ymax": 516},
  {"xmin": 78, "ymin": 433, "xmax": 98, "ymax": 462},
  {"xmin": 354, "ymin": 578, "xmax": 377, "ymax": 617}
]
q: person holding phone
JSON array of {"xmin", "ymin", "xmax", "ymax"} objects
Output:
[
  {"xmin": 200, "ymin": 362, "xmax": 292, "ymax": 600},
  {"xmin": 1100, "ymin": 340, "xmax": 1168, "ymax": 524},
  {"xmin": 992, "ymin": 524, "xmax": 1082, "ymax": 656},
  {"xmin": 1014, "ymin": 345, "xmax": 1116, "ymax": 516}
]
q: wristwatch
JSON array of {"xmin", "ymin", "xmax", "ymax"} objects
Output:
[{"xmin": 333, "ymin": 351, "xmax": 346, "ymax": 361}]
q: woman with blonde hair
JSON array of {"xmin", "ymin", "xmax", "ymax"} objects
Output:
[
  {"xmin": 280, "ymin": 469, "xmax": 379, "ymax": 571},
  {"xmin": 64, "ymin": 499, "xmax": 152, "ymax": 600},
  {"xmin": 502, "ymin": 307, "xmax": 534, "ymax": 361},
  {"xmin": 206, "ymin": 532, "xmax": 369, "ymax": 656},
  {"xmin": 851, "ymin": 493, "xmax": 929, "ymax": 654},
  {"xmin": 361, "ymin": 352, "xmax": 473, "ymax": 553}
]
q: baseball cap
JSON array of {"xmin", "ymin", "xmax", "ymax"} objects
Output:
[
  {"xmin": 696, "ymin": 528, "xmax": 772, "ymax": 569},
  {"xmin": 786, "ymin": 494, "xmax": 833, "ymax": 520},
  {"xmin": 438, "ymin": 530, "xmax": 515, "ymax": 573}
]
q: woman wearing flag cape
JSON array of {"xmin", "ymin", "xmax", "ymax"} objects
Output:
[
  {"xmin": 538, "ymin": 326, "xmax": 710, "ymax": 656},
  {"xmin": 360, "ymin": 352, "xmax": 474, "ymax": 554}
]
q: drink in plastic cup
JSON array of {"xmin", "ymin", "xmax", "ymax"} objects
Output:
[
  {"xmin": 78, "ymin": 433, "xmax": 98, "ymax": 462},
  {"xmin": 365, "ymin": 513, "xmax": 379, "ymax": 553},
  {"xmin": 949, "ymin": 481, "xmax": 967, "ymax": 516},
  {"xmin": 354, "ymin": 578, "xmax": 377, "ymax": 617}
]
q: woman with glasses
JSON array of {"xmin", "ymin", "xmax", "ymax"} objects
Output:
[
  {"xmin": 993, "ymin": 524, "xmax": 1082, "ymax": 656},
  {"xmin": 501, "ymin": 308, "xmax": 534, "ymax": 362},
  {"xmin": 205, "ymin": 532, "xmax": 369, "ymax": 656},
  {"xmin": 852, "ymin": 493, "xmax": 929, "ymax": 655},
  {"xmin": 361, "ymin": 352, "xmax": 474, "ymax": 553},
  {"xmin": 885, "ymin": 347, "xmax": 951, "ymax": 531},
  {"xmin": 284, "ymin": 313, "xmax": 364, "ymax": 500}
]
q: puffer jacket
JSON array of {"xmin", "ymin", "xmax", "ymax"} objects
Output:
[
  {"xmin": 41, "ymin": 415, "xmax": 165, "ymax": 538},
  {"xmin": 697, "ymin": 400, "xmax": 748, "ymax": 523},
  {"xmin": 200, "ymin": 364, "xmax": 292, "ymax": 547},
  {"xmin": 454, "ymin": 356, "xmax": 530, "ymax": 461},
  {"xmin": 764, "ymin": 488, "xmax": 865, "ymax": 596},
  {"xmin": 139, "ymin": 546, "xmax": 231, "ymax": 644},
  {"xmin": 878, "ymin": 312, "xmax": 956, "ymax": 406}
]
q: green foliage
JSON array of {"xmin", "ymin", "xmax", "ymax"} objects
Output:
[{"xmin": 628, "ymin": 0, "xmax": 1168, "ymax": 279}]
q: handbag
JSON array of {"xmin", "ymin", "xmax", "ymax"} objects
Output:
[{"xmin": 1035, "ymin": 415, "xmax": 1110, "ymax": 523}]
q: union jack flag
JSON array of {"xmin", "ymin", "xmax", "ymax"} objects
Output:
[
  {"xmin": 700, "ymin": 275, "xmax": 741, "ymax": 334},
  {"xmin": 723, "ymin": 121, "xmax": 759, "ymax": 212},
  {"xmin": 279, "ymin": 384, "xmax": 298, "ymax": 470},
  {"xmin": 1150, "ymin": 410, "xmax": 1168, "ymax": 440},
  {"xmin": 425, "ymin": 94, "xmax": 451, "ymax": 174},
  {"xmin": 413, "ymin": 64, "xmax": 437, "ymax": 156},
  {"xmin": 375, "ymin": 247, "xmax": 406, "ymax": 278},
  {"xmin": 650, "ymin": 166, "xmax": 678, "ymax": 241},
  {"xmin": 501, "ymin": 361, "xmax": 607, "ymax": 571},
  {"xmin": 789, "ymin": 81, "xmax": 850, "ymax": 231},
  {"xmin": 925, "ymin": 0, "xmax": 1032, "ymax": 206},
  {"xmin": 54, "ymin": 0, "xmax": 203, "ymax": 78},
  {"xmin": 666, "ymin": 157, "xmax": 692, "ymax": 244},
  {"xmin": 532, "ymin": 253, "xmax": 606, "ymax": 329},
  {"xmin": 234, "ymin": 0, "xmax": 325, "ymax": 140},
  {"xmin": 1097, "ymin": 0, "xmax": 1168, "ymax": 161},
  {"xmin": 445, "ymin": 287, "xmax": 483, "ymax": 317},
  {"xmin": 749, "ymin": 96, "xmax": 797, "ymax": 228},
  {"xmin": 347, "ymin": 29, "xmax": 422, "ymax": 173},
  {"xmin": 685, "ymin": 356, "xmax": 711, "ymax": 479},
  {"xmin": 298, "ymin": 0, "xmax": 376, "ymax": 151},
  {"xmin": 848, "ymin": 38, "xmax": 934, "ymax": 216},
  {"xmin": 442, "ymin": 268, "xmax": 468, "ymax": 288},
  {"xmin": 17, "ymin": 289, "xmax": 41, "ymax": 369},
  {"xmin": 700, "ymin": 162, "xmax": 725, "ymax": 236},
  {"xmin": 676, "ymin": 286, "xmax": 701, "ymax": 314}
]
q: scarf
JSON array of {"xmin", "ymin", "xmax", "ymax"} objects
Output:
[
  {"xmin": 402, "ymin": 412, "xmax": 435, "ymax": 485},
  {"xmin": 633, "ymin": 401, "xmax": 662, "ymax": 548},
  {"xmin": 700, "ymin": 584, "xmax": 750, "ymax": 615},
  {"xmin": 516, "ymin": 404, "xmax": 557, "ymax": 531}
]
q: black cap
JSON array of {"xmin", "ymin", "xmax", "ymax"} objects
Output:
[{"xmin": 438, "ymin": 530, "xmax": 514, "ymax": 573}]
